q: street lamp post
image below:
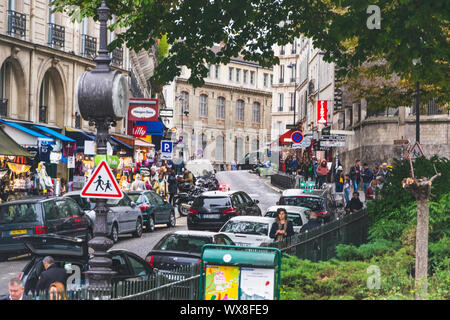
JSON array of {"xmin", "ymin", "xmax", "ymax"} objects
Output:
[{"xmin": 76, "ymin": 1, "xmax": 129, "ymax": 287}]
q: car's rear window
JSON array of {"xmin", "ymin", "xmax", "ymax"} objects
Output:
[
  {"xmin": 192, "ymin": 197, "xmax": 231, "ymax": 210},
  {"xmin": 0, "ymin": 203, "xmax": 39, "ymax": 225},
  {"xmin": 220, "ymin": 220, "xmax": 270, "ymax": 236},
  {"xmin": 154, "ymin": 235, "xmax": 211, "ymax": 253},
  {"xmin": 279, "ymin": 196, "xmax": 325, "ymax": 211}
]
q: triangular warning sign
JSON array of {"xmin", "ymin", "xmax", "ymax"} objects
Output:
[
  {"xmin": 81, "ymin": 160, "xmax": 123, "ymax": 199},
  {"xmin": 406, "ymin": 141, "xmax": 424, "ymax": 160}
]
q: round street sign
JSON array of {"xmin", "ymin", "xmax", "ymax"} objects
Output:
[{"xmin": 291, "ymin": 131, "xmax": 303, "ymax": 144}]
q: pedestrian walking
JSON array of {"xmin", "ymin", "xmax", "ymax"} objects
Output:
[
  {"xmin": 183, "ymin": 169, "xmax": 195, "ymax": 186},
  {"xmin": 269, "ymin": 208, "xmax": 295, "ymax": 241},
  {"xmin": 316, "ymin": 159, "xmax": 329, "ymax": 189},
  {"xmin": 343, "ymin": 174, "xmax": 351, "ymax": 205},
  {"xmin": 168, "ymin": 170, "xmax": 178, "ymax": 206},
  {"xmin": 35, "ymin": 256, "xmax": 67, "ymax": 294},
  {"xmin": 349, "ymin": 159, "xmax": 362, "ymax": 192},
  {"xmin": 153, "ymin": 173, "xmax": 168, "ymax": 200},
  {"xmin": 313, "ymin": 158, "xmax": 319, "ymax": 187},
  {"xmin": 130, "ymin": 174, "xmax": 146, "ymax": 191},
  {"xmin": 300, "ymin": 211, "xmax": 322, "ymax": 233},
  {"xmin": 365, "ymin": 179, "xmax": 377, "ymax": 201},
  {"xmin": 0, "ymin": 278, "xmax": 28, "ymax": 300},
  {"xmin": 119, "ymin": 175, "xmax": 129, "ymax": 192},
  {"xmin": 345, "ymin": 192, "xmax": 364, "ymax": 213},
  {"xmin": 49, "ymin": 282, "xmax": 67, "ymax": 300},
  {"xmin": 373, "ymin": 162, "xmax": 381, "ymax": 177},
  {"xmin": 361, "ymin": 163, "xmax": 374, "ymax": 193},
  {"xmin": 334, "ymin": 166, "xmax": 345, "ymax": 192}
]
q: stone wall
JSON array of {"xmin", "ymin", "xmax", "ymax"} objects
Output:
[{"xmin": 337, "ymin": 114, "xmax": 450, "ymax": 171}]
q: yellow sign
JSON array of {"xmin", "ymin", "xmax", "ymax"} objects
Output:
[{"xmin": 204, "ymin": 265, "xmax": 240, "ymax": 300}]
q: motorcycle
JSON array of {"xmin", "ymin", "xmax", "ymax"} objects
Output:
[{"xmin": 174, "ymin": 184, "xmax": 208, "ymax": 216}]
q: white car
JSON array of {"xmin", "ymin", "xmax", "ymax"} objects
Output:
[
  {"xmin": 264, "ymin": 205, "xmax": 310, "ymax": 233},
  {"xmin": 219, "ymin": 216, "xmax": 276, "ymax": 247}
]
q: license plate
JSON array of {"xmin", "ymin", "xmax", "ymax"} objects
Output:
[
  {"xmin": 200, "ymin": 214, "xmax": 221, "ymax": 219},
  {"xmin": 10, "ymin": 230, "xmax": 27, "ymax": 235}
]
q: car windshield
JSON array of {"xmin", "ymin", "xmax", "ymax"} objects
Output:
[
  {"xmin": 192, "ymin": 197, "xmax": 231, "ymax": 209},
  {"xmin": 0, "ymin": 203, "xmax": 38, "ymax": 224},
  {"xmin": 265, "ymin": 212, "xmax": 303, "ymax": 226},
  {"xmin": 220, "ymin": 220, "xmax": 269, "ymax": 236},
  {"xmin": 279, "ymin": 196, "xmax": 325, "ymax": 211},
  {"xmin": 154, "ymin": 235, "xmax": 211, "ymax": 253}
]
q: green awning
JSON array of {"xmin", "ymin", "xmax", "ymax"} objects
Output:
[{"xmin": 0, "ymin": 127, "xmax": 33, "ymax": 157}]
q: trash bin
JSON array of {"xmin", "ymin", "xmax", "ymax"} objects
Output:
[{"xmin": 199, "ymin": 245, "xmax": 282, "ymax": 300}]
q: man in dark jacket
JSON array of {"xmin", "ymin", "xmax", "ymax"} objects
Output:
[
  {"xmin": 345, "ymin": 192, "xmax": 364, "ymax": 213},
  {"xmin": 349, "ymin": 160, "xmax": 361, "ymax": 192},
  {"xmin": 167, "ymin": 169, "xmax": 178, "ymax": 206},
  {"xmin": 35, "ymin": 256, "xmax": 67, "ymax": 293},
  {"xmin": 361, "ymin": 163, "xmax": 374, "ymax": 193},
  {"xmin": 300, "ymin": 212, "xmax": 322, "ymax": 233},
  {"xmin": 0, "ymin": 278, "xmax": 29, "ymax": 300}
]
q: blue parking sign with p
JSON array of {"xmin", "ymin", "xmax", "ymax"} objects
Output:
[{"xmin": 161, "ymin": 141, "xmax": 173, "ymax": 153}]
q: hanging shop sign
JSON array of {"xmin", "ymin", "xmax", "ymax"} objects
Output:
[
  {"xmin": 320, "ymin": 140, "xmax": 346, "ymax": 147},
  {"xmin": 94, "ymin": 155, "xmax": 120, "ymax": 169},
  {"xmin": 317, "ymin": 100, "xmax": 327, "ymax": 125},
  {"xmin": 128, "ymin": 98, "xmax": 159, "ymax": 121},
  {"xmin": 133, "ymin": 125, "xmax": 147, "ymax": 138},
  {"xmin": 68, "ymin": 156, "xmax": 75, "ymax": 169}
]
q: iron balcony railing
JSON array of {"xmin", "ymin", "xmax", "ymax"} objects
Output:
[
  {"xmin": 82, "ymin": 34, "xmax": 97, "ymax": 59},
  {"xmin": 0, "ymin": 99, "xmax": 8, "ymax": 117},
  {"xmin": 7, "ymin": 10, "xmax": 26, "ymax": 38},
  {"xmin": 48, "ymin": 23, "xmax": 65, "ymax": 49},
  {"xmin": 111, "ymin": 47, "xmax": 123, "ymax": 67}
]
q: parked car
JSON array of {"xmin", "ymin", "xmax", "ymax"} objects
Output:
[
  {"xmin": 219, "ymin": 216, "xmax": 276, "ymax": 247},
  {"xmin": 0, "ymin": 196, "xmax": 92, "ymax": 261},
  {"xmin": 277, "ymin": 189, "xmax": 332, "ymax": 222},
  {"xmin": 17, "ymin": 234, "xmax": 154, "ymax": 295},
  {"xmin": 68, "ymin": 191, "xmax": 143, "ymax": 243},
  {"xmin": 127, "ymin": 190, "xmax": 176, "ymax": 232},
  {"xmin": 264, "ymin": 205, "xmax": 310, "ymax": 233},
  {"xmin": 187, "ymin": 191, "xmax": 261, "ymax": 231},
  {"xmin": 64, "ymin": 191, "xmax": 94, "ymax": 213},
  {"xmin": 145, "ymin": 231, "xmax": 235, "ymax": 271}
]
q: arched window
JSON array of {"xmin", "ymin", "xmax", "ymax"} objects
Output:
[
  {"xmin": 252, "ymin": 102, "xmax": 261, "ymax": 123},
  {"xmin": 236, "ymin": 100, "xmax": 244, "ymax": 121},
  {"xmin": 199, "ymin": 94, "xmax": 208, "ymax": 117},
  {"xmin": 217, "ymin": 97, "xmax": 225, "ymax": 119}
]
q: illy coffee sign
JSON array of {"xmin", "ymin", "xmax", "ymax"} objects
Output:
[
  {"xmin": 133, "ymin": 125, "xmax": 147, "ymax": 138},
  {"xmin": 129, "ymin": 98, "xmax": 159, "ymax": 121}
]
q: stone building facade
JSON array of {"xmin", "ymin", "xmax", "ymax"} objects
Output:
[{"xmin": 163, "ymin": 45, "xmax": 273, "ymax": 169}]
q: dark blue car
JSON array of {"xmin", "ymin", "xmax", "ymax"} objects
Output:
[{"xmin": 127, "ymin": 191, "xmax": 176, "ymax": 232}]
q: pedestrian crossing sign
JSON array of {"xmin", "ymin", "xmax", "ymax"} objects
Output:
[
  {"xmin": 81, "ymin": 160, "xmax": 123, "ymax": 199},
  {"xmin": 406, "ymin": 141, "xmax": 424, "ymax": 160}
]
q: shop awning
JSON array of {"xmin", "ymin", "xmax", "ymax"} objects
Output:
[
  {"xmin": 136, "ymin": 120, "xmax": 164, "ymax": 136},
  {"xmin": 33, "ymin": 125, "xmax": 76, "ymax": 142},
  {"xmin": 0, "ymin": 127, "xmax": 33, "ymax": 157},
  {"xmin": 0, "ymin": 120, "xmax": 54, "ymax": 145},
  {"xmin": 135, "ymin": 139, "xmax": 155, "ymax": 148},
  {"xmin": 65, "ymin": 127, "xmax": 95, "ymax": 151},
  {"xmin": 111, "ymin": 136, "xmax": 133, "ymax": 150}
]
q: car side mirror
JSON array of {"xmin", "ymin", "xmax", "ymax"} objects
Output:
[
  {"xmin": 254, "ymin": 199, "xmax": 259, "ymax": 204},
  {"xmin": 131, "ymin": 202, "xmax": 136, "ymax": 209},
  {"xmin": 276, "ymin": 201, "xmax": 280, "ymax": 205}
]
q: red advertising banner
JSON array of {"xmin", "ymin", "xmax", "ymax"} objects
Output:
[
  {"xmin": 128, "ymin": 98, "xmax": 159, "ymax": 121},
  {"xmin": 133, "ymin": 125, "xmax": 147, "ymax": 138},
  {"xmin": 317, "ymin": 100, "xmax": 327, "ymax": 125}
]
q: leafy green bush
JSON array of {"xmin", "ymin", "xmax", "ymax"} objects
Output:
[{"xmin": 336, "ymin": 239, "xmax": 400, "ymax": 261}]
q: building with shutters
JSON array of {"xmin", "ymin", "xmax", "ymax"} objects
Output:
[{"xmin": 163, "ymin": 44, "xmax": 273, "ymax": 170}]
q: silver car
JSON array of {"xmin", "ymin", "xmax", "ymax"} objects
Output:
[{"xmin": 65, "ymin": 192, "xmax": 143, "ymax": 243}]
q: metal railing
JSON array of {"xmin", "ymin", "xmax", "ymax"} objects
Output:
[
  {"xmin": 24, "ymin": 264, "xmax": 201, "ymax": 300},
  {"xmin": 0, "ymin": 99, "xmax": 7, "ymax": 117},
  {"xmin": 271, "ymin": 173, "xmax": 297, "ymax": 189},
  {"xmin": 8, "ymin": 10, "xmax": 26, "ymax": 38},
  {"xmin": 268, "ymin": 209, "xmax": 369, "ymax": 262},
  {"xmin": 111, "ymin": 47, "xmax": 123, "ymax": 67},
  {"xmin": 48, "ymin": 23, "xmax": 65, "ymax": 49},
  {"xmin": 82, "ymin": 34, "xmax": 97, "ymax": 59}
]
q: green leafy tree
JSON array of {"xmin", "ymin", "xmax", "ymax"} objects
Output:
[{"xmin": 52, "ymin": 0, "xmax": 449, "ymax": 97}]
